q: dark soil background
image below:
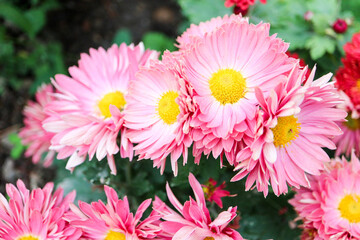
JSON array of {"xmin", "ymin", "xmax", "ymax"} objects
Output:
[{"xmin": 0, "ymin": 0, "xmax": 182, "ymax": 192}]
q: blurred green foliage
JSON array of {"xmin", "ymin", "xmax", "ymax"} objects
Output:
[
  {"xmin": 0, "ymin": 0, "xmax": 65, "ymax": 95},
  {"xmin": 7, "ymin": 132, "xmax": 26, "ymax": 159}
]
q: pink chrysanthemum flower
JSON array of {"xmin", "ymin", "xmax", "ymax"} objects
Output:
[
  {"xmin": 65, "ymin": 185, "xmax": 161, "ymax": 240},
  {"xmin": 43, "ymin": 43, "xmax": 158, "ymax": 174},
  {"xmin": 19, "ymin": 84, "xmax": 56, "ymax": 167},
  {"xmin": 153, "ymin": 173, "xmax": 244, "ymax": 239},
  {"xmin": 176, "ymin": 14, "xmax": 248, "ymax": 49},
  {"xmin": 0, "ymin": 180, "xmax": 81, "ymax": 240},
  {"xmin": 289, "ymin": 152, "xmax": 360, "ymax": 240},
  {"xmin": 333, "ymin": 91, "xmax": 360, "ymax": 157},
  {"xmin": 124, "ymin": 52, "xmax": 192, "ymax": 175},
  {"xmin": 232, "ymin": 66, "xmax": 346, "ymax": 196},
  {"xmin": 202, "ymin": 178, "xmax": 236, "ymax": 208},
  {"xmin": 183, "ymin": 17, "xmax": 296, "ymax": 164}
]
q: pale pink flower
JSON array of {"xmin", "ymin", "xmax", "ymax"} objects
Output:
[
  {"xmin": 232, "ymin": 66, "xmax": 347, "ymax": 196},
  {"xmin": 289, "ymin": 152, "xmax": 360, "ymax": 240},
  {"xmin": 176, "ymin": 14, "xmax": 248, "ymax": 49},
  {"xmin": 124, "ymin": 52, "xmax": 192, "ymax": 176},
  {"xmin": 43, "ymin": 43, "xmax": 158, "ymax": 174},
  {"xmin": 183, "ymin": 17, "xmax": 296, "ymax": 164},
  {"xmin": 19, "ymin": 84, "xmax": 56, "ymax": 167},
  {"xmin": 333, "ymin": 91, "xmax": 360, "ymax": 157},
  {"xmin": 153, "ymin": 173, "xmax": 244, "ymax": 240},
  {"xmin": 65, "ymin": 186, "xmax": 161, "ymax": 240},
  {"xmin": 0, "ymin": 180, "xmax": 81, "ymax": 240}
]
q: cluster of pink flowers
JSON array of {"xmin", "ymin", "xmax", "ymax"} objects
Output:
[
  {"xmin": 289, "ymin": 152, "xmax": 360, "ymax": 240},
  {"xmin": 333, "ymin": 32, "xmax": 360, "ymax": 157},
  {"xmin": 20, "ymin": 14, "xmax": 346, "ymax": 198},
  {"xmin": 0, "ymin": 175, "xmax": 240, "ymax": 239}
]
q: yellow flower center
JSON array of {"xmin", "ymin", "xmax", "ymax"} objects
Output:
[
  {"xmin": 338, "ymin": 194, "xmax": 360, "ymax": 223},
  {"xmin": 157, "ymin": 91, "xmax": 180, "ymax": 125},
  {"xmin": 203, "ymin": 238, "xmax": 215, "ymax": 240},
  {"xmin": 105, "ymin": 230, "xmax": 126, "ymax": 240},
  {"xmin": 344, "ymin": 114, "xmax": 360, "ymax": 130},
  {"xmin": 357, "ymin": 79, "xmax": 360, "ymax": 90},
  {"xmin": 17, "ymin": 236, "xmax": 39, "ymax": 240},
  {"xmin": 209, "ymin": 69, "xmax": 246, "ymax": 105},
  {"xmin": 98, "ymin": 91, "xmax": 126, "ymax": 118},
  {"xmin": 272, "ymin": 116, "xmax": 301, "ymax": 147}
]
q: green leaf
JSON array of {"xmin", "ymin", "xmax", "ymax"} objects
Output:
[
  {"xmin": 305, "ymin": 36, "xmax": 336, "ymax": 59},
  {"xmin": 342, "ymin": 0, "xmax": 360, "ymax": 21},
  {"xmin": 306, "ymin": 0, "xmax": 337, "ymax": 19},
  {"xmin": 25, "ymin": 8, "xmax": 46, "ymax": 37},
  {"xmin": 312, "ymin": 14, "xmax": 331, "ymax": 35},
  {"xmin": 113, "ymin": 28, "xmax": 132, "ymax": 45},
  {"xmin": 8, "ymin": 132, "xmax": 25, "ymax": 159},
  {"xmin": 142, "ymin": 32, "xmax": 176, "ymax": 53},
  {"xmin": 0, "ymin": 3, "xmax": 33, "ymax": 37},
  {"xmin": 178, "ymin": 0, "xmax": 232, "ymax": 24}
]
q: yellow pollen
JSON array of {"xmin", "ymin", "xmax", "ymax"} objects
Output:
[
  {"xmin": 203, "ymin": 238, "xmax": 215, "ymax": 240},
  {"xmin": 338, "ymin": 194, "xmax": 360, "ymax": 223},
  {"xmin": 272, "ymin": 116, "xmax": 301, "ymax": 147},
  {"xmin": 344, "ymin": 113, "xmax": 360, "ymax": 130},
  {"xmin": 157, "ymin": 91, "xmax": 180, "ymax": 125},
  {"xmin": 357, "ymin": 79, "xmax": 360, "ymax": 90},
  {"xmin": 105, "ymin": 230, "xmax": 126, "ymax": 240},
  {"xmin": 17, "ymin": 236, "xmax": 39, "ymax": 240},
  {"xmin": 209, "ymin": 69, "xmax": 246, "ymax": 105},
  {"xmin": 98, "ymin": 91, "xmax": 126, "ymax": 118}
]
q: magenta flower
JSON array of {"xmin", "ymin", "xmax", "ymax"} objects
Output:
[
  {"xmin": 0, "ymin": 180, "xmax": 81, "ymax": 240},
  {"xmin": 65, "ymin": 185, "xmax": 161, "ymax": 240},
  {"xmin": 154, "ymin": 173, "xmax": 244, "ymax": 239},
  {"xmin": 202, "ymin": 178, "xmax": 236, "ymax": 208},
  {"xmin": 232, "ymin": 66, "xmax": 346, "ymax": 196}
]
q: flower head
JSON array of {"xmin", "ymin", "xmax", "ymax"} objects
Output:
[
  {"xmin": 176, "ymin": 14, "xmax": 248, "ymax": 49},
  {"xmin": 65, "ymin": 186, "xmax": 161, "ymax": 239},
  {"xmin": 232, "ymin": 66, "xmax": 346, "ymax": 196},
  {"xmin": 202, "ymin": 178, "xmax": 236, "ymax": 208},
  {"xmin": 124, "ymin": 52, "xmax": 192, "ymax": 176},
  {"xmin": 43, "ymin": 43, "xmax": 158, "ymax": 174},
  {"xmin": 224, "ymin": 0, "xmax": 267, "ymax": 10},
  {"xmin": 153, "ymin": 173, "xmax": 244, "ymax": 240},
  {"xmin": 344, "ymin": 32, "xmax": 360, "ymax": 59},
  {"xmin": 19, "ymin": 84, "xmax": 56, "ymax": 167},
  {"xmin": 333, "ymin": 19, "xmax": 348, "ymax": 34},
  {"xmin": 0, "ymin": 180, "xmax": 81, "ymax": 240},
  {"xmin": 182, "ymin": 16, "xmax": 296, "ymax": 164},
  {"xmin": 335, "ymin": 57, "xmax": 360, "ymax": 111},
  {"xmin": 289, "ymin": 152, "xmax": 360, "ymax": 239}
]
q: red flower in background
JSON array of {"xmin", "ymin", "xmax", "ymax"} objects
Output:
[
  {"xmin": 225, "ymin": 0, "xmax": 267, "ymax": 11},
  {"xmin": 202, "ymin": 178, "xmax": 236, "ymax": 208},
  {"xmin": 344, "ymin": 32, "xmax": 360, "ymax": 58},
  {"xmin": 335, "ymin": 32, "xmax": 360, "ymax": 110},
  {"xmin": 335, "ymin": 58, "xmax": 360, "ymax": 108},
  {"xmin": 332, "ymin": 19, "xmax": 348, "ymax": 34}
]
